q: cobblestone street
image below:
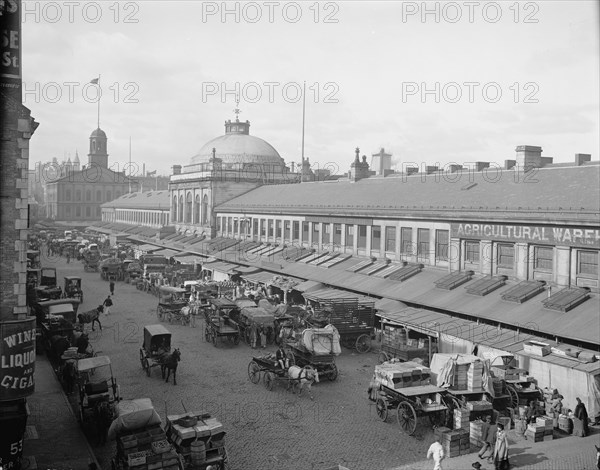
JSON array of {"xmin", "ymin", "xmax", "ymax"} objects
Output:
[{"xmin": 51, "ymin": 256, "xmax": 439, "ymax": 470}]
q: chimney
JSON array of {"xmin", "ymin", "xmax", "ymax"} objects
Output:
[
  {"xmin": 575, "ymin": 153, "xmax": 591, "ymax": 166},
  {"xmin": 505, "ymin": 160, "xmax": 516, "ymax": 170},
  {"xmin": 172, "ymin": 165, "xmax": 182, "ymax": 175},
  {"xmin": 475, "ymin": 161, "xmax": 490, "ymax": 171},
  {"xmin": 515, "ymin": 145, "xmax": 543, "ymax": 171},
  {"xmin": 448, "ymin": 164, "xmax": 463, "ymax": 173}
]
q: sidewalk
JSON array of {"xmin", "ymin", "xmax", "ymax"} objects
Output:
[
  {"xmin": 21, "ymin": 354, "xmax": 100, "ymax": 470},
  {"xmin": 389, "ymin": 425, "xmax": 600, "ymax": 470}
]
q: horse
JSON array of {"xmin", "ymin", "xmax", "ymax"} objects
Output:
[
  {"xmin": 287, "ymin": 365, "xmax": 319, "ymax": 400},
  {"xmin": 160, "ymin": 349, "xmax": 181, "ymax": 385},
  {"xmin": 93, "ymin": 400, "xmax": 114, "ymax": 446},
  {"xmin": 78, "ymin": 305, "xmax": 103, "ymax": 331}
]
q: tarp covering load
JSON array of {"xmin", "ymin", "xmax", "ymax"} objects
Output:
[
  {"xmin": 258, "ymin": 299, "xmax": 288, "ymax": 317},
  {"xmin": 374, "ymin": 360, "xmax": 432, "ymax": 390},
  {"xmin": 241, "ymin": 307, "xmax": 275, "ymax": 326},
  {"xmin": 299, "ymin": 325, "xmax": 341, "ymax": 356},
  {"xmin": 235, "ymin": 298, "xmax": 258, "ymax": 309},
  {"xmin": 430, "ymin": 353, "xmax": 494, "ymax": 396},
  {"xmin": 108, "ymin": 398, "xmax": 162, "ymax": 440}
]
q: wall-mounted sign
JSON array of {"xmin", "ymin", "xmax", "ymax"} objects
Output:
[
  {"xmin": 0, "ymin": 318, "xmax": 36, "ymax": 401},
  {"xmin": 451, "ymin": 223, "xmax": 600, "ymax": 249},
  {"xmin": 1, "ymin": 0, "xmax": 21, "ymax": 85}
]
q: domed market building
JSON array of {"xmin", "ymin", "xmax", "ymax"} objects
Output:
[{"xmin": 168, "ymin": 112, "xmax": 300, "ymax": 237}]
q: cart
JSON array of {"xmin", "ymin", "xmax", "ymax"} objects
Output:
[
  {"xmin": 63, "ymin": 276, "xmax": 83, "ymax": 302},
  {"xmin": 108, "ymin": 398, "xmax": 185, "ymax": 470},
  {"xmin": 369, "ymin": 360, "xmax": 449, "ymax": 435},
  {"xmin": 487, "ymin": 354, "xmax": 544, "ymax": 408},
  {"xmin": 156, "ymin": 286, "xmax": 189, "ymax": 324},
  {"xmin": 247, "ymin": 355, "xmax": 290, "ymax": 392},
  {"xmin": 285, "ymin": 327, "xmax": 341, "ymax": 381},
  {"xmin": 233, "ymin": 306, "xmax": 276, "ymax": 346},
  {"xmin": 378, "ymin": 323, "xmax": 433, "ymax": 365},
  {"xmin": 204, "ymin": 298, "xmax": 241, "ymax": 347},
  {"xmin": 139, "ymin": 324, "xmax": 172, "ymax": 377},
  {"xmin": 75, "ymin": 355, "xmax": 120, "ymax": 425}
]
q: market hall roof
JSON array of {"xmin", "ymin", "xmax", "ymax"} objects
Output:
[
  {"xmin": 216, "ymin": 163, "xmax": 600, "ymax": 224},
  {"xmin": 101, "ymin": 191, "xmax": 170, "ymax": 210}
]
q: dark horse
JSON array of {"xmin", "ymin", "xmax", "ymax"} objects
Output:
[
  {"xmin": 160, "ymin": 349, "xmax": 181, "ymax": 385},
  {"xmin": 78, "ymin": 305, "xmax": 103, "ymax": 331},
  {"xmin": 93, "ymin": 400, "xmax": 114, "ymax": 446}
]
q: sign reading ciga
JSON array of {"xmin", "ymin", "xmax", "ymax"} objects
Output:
[
  {"xmin": 451, "ymin": 223, "xmax": 600, "ymax": 248},
  {"xmin": 1, "ymin": 319, "xmax": 36, "ymax": 400}
]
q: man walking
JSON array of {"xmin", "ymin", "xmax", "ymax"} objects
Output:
[
  {"xmin": 478, "ymin": 415, "xmax": 494, "ymax": 459},
  {"xmin": 426, "ymin": 437, "xmax": 445, "ymax": 470},
  {"xmin": 103, "ymin": 295, "xmax": 113, "ymax": 316},
  {"xmin": 109, "ymin": 280, "xmax": 115, "ymax": 296}
]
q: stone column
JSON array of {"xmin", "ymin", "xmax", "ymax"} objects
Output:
[
  {"xmin": 366, "ymin": 226, "xmax": 372, "ymax": 254},
  {"xmin": 449, "ymin": 238, "xmax": 461, "ymax": 272},
  {"xmin": 515, "ymin": 243, "xmax": 529, "ymax": 280}
]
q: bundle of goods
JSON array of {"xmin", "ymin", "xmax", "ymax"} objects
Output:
[
  {"xmin": 491, "ymin": 365, "xmax": 519, "ymax": 381},
  {"xmin": 165, "ymin": 412, "xmax": 227, "ymax": 467},
  {"xmin": 454, "ymin": 408, "xmax": 470, "ymax": 430},
  {"xmin": 116, "ymin": 426, "xmax": 178, "ymax": 469},
  {"xmin": 469, "ymin": 420, "xmax": 484, "ymax": 446},
  {"xmin": 525, "ymin": 423, "xmax": 547, "ymax": 442},
  {"xmin": 466, "ymin": 400, "xmax": 493, "ymax": 413},
  {"xmin": 467, "ymin": 362, "xmax": 483, "ymax": 390},
  {"xmin": 536, "ymin": 416, "xmax": 553, "ymax": 437},
  {"xmin": 441, "ymin": 429, "xmax": 470, "ymax": 458},
  {"xmin": 373, "ymin": 361, "xmax": 431, "ymax": 390},
  {"xmin": 523, "ymin": 340, "xmax": 551, "ymax": 357},
  {"xmin": 62, "ymin": 347, "xmax": 79, "ymax": 359}
]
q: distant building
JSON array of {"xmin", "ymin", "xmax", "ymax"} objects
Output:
[
  {"xmin": 371, "ymin": 147, "xmax": 392, "ymax": 176},
  {"xmin": 44, "ymin": 128, "xmax": 134, "ymax": 223}
]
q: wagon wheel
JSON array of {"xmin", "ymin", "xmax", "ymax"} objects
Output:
[
  {"xmin": 506, "ymin": 384, "xmax": 519, "ymax": 409},
  {"xmin": 248, "ymin": 361, "xmax": 261, "ymax": 384},
  {"xmin": 144, "ymin": 358, "xmax": 151, "ymax": 377},
  {"xmin": 429, "ymin": 409, "xmax": 448, "ymax": 428},
  {"xmin": 376, "ymin": 397, "xmax": 389, "ymax": 422},
  {"xmin": 355, "ymin": 334, "xmax": 371, "ymax": 354},
  {"xmin": 378, "ymin": 351, "xmax": 389, "ymax": 364},
  {"xmin": 263, "ymin": 371, "xmax": 275, "ymax": 391},
  {"xmin": 233, "ymin": 333, "xmax": 240, "ymax": 345},
  {"xmin": 328, "ymin": 363, "xmax": 338, "ymax": 381},
  {"xmin": 397, "ymin": 401, "xmax": 418, "ymax": 435},
  {"xmin": 212, "ymin": 331, "xmax": 218, "ymax": 348}
]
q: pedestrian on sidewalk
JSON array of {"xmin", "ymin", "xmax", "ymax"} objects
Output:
[
  {"xmin": 250, "ymin": 323, "xmax": 258, "ymax": 349},
  {"xmin": 492, "ymin": 423, "xmax": 509, "ymax": 470},
  {"xmin": 103, "ymin": 295, "xmax": 113, "ymax": 316},
  {"xmin": 574, "ymin": 397, "xmax": 589, "ymax": 436},
  {"xmin": 259, "ymin": 325, "xmax": 267, "ymax": 349},
  {"xmin": 426, "ymin": 437, "xmax": 445, "ymax": 470},
  {"xmin": 109, "ymin": 280, "xmax": 115, "ymax": 296}
]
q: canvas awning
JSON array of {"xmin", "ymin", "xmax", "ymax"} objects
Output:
[
  {"xmin": 152, "ymin": 249, "xmax": 179, "ymax": 258},
  {"xmin": 374, "ymin": 298, "xmax": 407, "ymax": 313},
  {"xmin": 303, "ymin": 287, "xmax": 375, "ymax": 305},
  {"xmin": 293, "ymin": 280, "xmax": 325, "ymax": 293},
  {"xmin": 241, "ymin": 270, "xmax": 276, "ymax": 284},
  {"xmin": 136, "ymin": 244, "xmax": 161, "ymax": 252}
]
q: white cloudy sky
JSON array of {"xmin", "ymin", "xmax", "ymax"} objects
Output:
[{"xmin": 23, "ymin": 1, "xmax": 599, "ymax": 176}]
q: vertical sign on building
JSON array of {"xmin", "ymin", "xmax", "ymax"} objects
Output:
[{"xmin": 1, "ymin": 0, "xmax": 21, "ymax": 100}]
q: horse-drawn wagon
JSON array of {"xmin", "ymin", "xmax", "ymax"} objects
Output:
[
  {"xmin": 156, "ymin": 286, "xmax": 189, "ymax": 324},
  {"xmin": 75, "ymin": 355, "xmax": 120, "ymax": 427},
  {"xmin": 285, "ymin": 326, "xmax": 341, "ymax": 381},
  {"xmin": 204, "ymin": 298, "xmax": 241, "ymax": 347},
  {"xmin": 248, "ymin": 355, "xmax": 320, "ymax": 399},
  {"xmin": 232, "ymin": 306, "xmax": 276, "ymax": 346},
  {"xmin": 63, "ymin": 276, "xmax": 83, "ymax": 302},
  {"xmin": 369, "ymin": 360, "xmax": 449, "ymax": 435},
  {"xmin": 140, "ymin": 325, "xmax": 181, "ymax": 384}
]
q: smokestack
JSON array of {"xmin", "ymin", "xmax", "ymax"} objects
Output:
[{"xmin": 515, "ymin": 145, "xmax": 542, "ymax": 171}]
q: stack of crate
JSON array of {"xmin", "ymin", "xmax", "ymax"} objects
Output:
[
  {"xmin": 467, "ymin": 362, "xmax": 483, "ymax": 390},
  {"xmin": 373, "ymin": 361, "xmax": 431, "ymax": 390},
  {"xmin": 524, "ymin": 423, "xmax": 545, "ymax": 442},
  {"xmin": 452, "ymin": 364, "xmax": 469, "ymax": 389},
  {"xmin": 536, "ymin": 416, "xmax": 554, "ymax": 441},
  {"xmin": 165, "ymin": 413, "xmax": 227, "ymax": 465},
  {"xmin": 466, "ymin": 400, "xmax": 493, "ymax": 413},
  {"xmin": 469, "ymin": 420, "xmax": 484, "ymax": 447},
  {"xmin": 453, "ymin": 407, "xmax": 470, "ymax": 430},
  {"xmin": 491, "ymin": 366, "xmax": 519, "ymax": 381},
  {"xmin": 441, "ymin": 429, "xmax": 470, "ymax": 458},
  {"xmin": 116, "ymin": 425, "xmax": 180, "ymax": 470}
]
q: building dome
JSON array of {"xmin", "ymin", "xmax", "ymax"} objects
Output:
[
  {"xmin": 90, "ymin": 128, "xmax": 107, "ymax": 138},
  {"xmin": 189, "ymin": 117, "xmax": 283, "ymax": 166}
]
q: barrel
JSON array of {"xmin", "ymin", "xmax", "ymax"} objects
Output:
[{"xmin": 190, "ymin": 440, "xmax": 206, "ymax": 464}]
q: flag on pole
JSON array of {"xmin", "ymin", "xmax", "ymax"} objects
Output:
[
  {"xmin": 147, "ymin": 170, "xmax": 157, "ymax": 177},
  {"xmin": 90, "ymin": 77, "xmax": 99, "ymax": 84}
]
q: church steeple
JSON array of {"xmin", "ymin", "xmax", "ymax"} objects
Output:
[{"xmin": 88, "ymin": 128, "xmax": 108, "ymax": 168}]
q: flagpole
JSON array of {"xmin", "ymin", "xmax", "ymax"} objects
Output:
[
  {"xmin": 128, "ymin": 136, "xmax": 132, "ymax": 194},
  {"xmin": 301, "ymin": 80, "xmax": 306, "ymax": 181},
  {"xmin": 97, "ymin": 74, "xmax": 101, "ymax": 129}
]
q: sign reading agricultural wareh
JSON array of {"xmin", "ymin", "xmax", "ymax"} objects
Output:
[
  {"xmin": 451, "ymin": 223, "xmax": 600, "ymax": 249},
  {"xmin": 0, "ymin": 319, "xmax": 36, "ymax": 400}
]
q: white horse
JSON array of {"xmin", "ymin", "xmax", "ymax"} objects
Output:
[{"xmin": 287, "ymin": 365, "xmax": 319, "ymax": 400}]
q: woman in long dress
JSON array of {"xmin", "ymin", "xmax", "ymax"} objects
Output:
[
  {"xmin": 574, "ymin": 397, "xmax": 589, "ymax": 436},
  {"xmin": 493, "ymin": 423, "xmax": 509, "ymax": 470}
]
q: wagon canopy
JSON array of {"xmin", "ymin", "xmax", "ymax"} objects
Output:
[
  {"xmin": 240, "ymin": 307, "xmax": 275, "ymax": 325},
  {"xmin": 210, "ymin": 298, "xmax": 238, "ymax": 309},
  {"xmin": 299, "ymin": 325, "xmax": 342, "ymax": 356},
  {"xmin": 143, "ymin": 324, "xmax": 171, "ymax": 351},
  {"xmin": 77, "ymin": 355, "xmax": 111, "ymax": 372}
]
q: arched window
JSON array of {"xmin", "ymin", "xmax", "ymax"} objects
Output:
[
  {"xmin": 194, "ymin": 195, "xmax": 200, "ymax": 224},
  {"xmin": 106, "ymin": 190, "xmax": 112, "ymax": 201},
  {"xmin": 178, "ymin": 195, "xmax": 184, "ymax": 222},
  {"xmin": 92, "ymin": 141, "xmax": 96, "ymax": 152},
  {"xmin": 172, "ymin": 196, "xmax": 178, "ymax": 222},
  {"xmin": 202, "ymin": 194, "xmax": 208, "ymax": 225},
  {"xmin": 185, "ymin": 192, "xmax": 192, "ymax": 223}
]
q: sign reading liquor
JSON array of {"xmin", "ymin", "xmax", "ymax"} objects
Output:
[
  {"xmin": 451, "ymin": 223, "xmax": 600, "ymax": 249},
  {"xmin": 0, "ymin": 319, "xmax": 36, "ymax": 401}
]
